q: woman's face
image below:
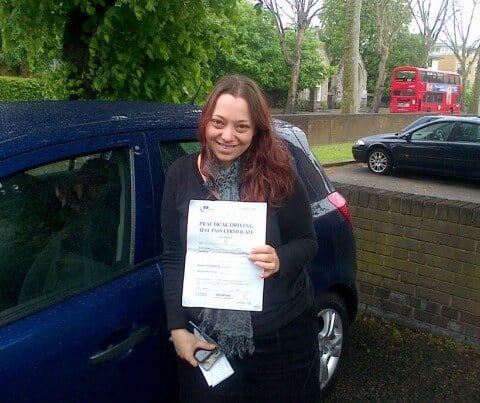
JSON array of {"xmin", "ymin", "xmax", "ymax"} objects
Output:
[{"xmin": 205, "ymin": 94, "xmax": 255, "ymax": 167}]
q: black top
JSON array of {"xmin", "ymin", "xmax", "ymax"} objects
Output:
[{"xmin": 161, "ymin": 153, "xmax": 318, "ymax": 336}]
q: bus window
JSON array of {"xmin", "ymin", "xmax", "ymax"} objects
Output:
[
  {"xmin": 395, "ymin": 71, "xmax": 415, "ymax": 82},
  {"xmin": 423, "ymin": 92, "xmax": 443, "ymax": 103},
  {"xmin": 393, "ymin": 89, "xmax": 415, "ymax": 96}
]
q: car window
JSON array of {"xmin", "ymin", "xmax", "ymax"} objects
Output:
[
  {"xmin": 0, "ymin": 149, "xmax": 131, "ymax": 323},
  {"xmin": 410, "ymin": 121, "xmax": 453, "ymax": 141},
  {"xmin": 447, "ymin": 122, "xmax": 480, "ymax": 143},
  {"xmin": 159, "ymin": 141, "xmax": 201, "ymax": 173}
]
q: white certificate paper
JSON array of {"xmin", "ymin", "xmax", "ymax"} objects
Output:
[{"xmin": 182, "ymin": 200, "xmax": 267, "ymax": 311}]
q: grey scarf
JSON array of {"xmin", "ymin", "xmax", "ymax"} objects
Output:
[{"xmin": 200, "ymin": 154, "xmax": 255, "ymax": 358}]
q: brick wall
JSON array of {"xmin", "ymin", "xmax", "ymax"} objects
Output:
[{"xmin": 334, "ymin": 183, "xmax": 480, "ymax": 345}]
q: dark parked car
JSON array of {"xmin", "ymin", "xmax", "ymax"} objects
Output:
[
  {"xmin": 352, "ymin": 116, "xmax": 480, "ymax": 178},
  {"xmin": 0, "ymin": 101, "xmax": 357, "ymax": 402}
]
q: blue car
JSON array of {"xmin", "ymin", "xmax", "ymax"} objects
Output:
[{"xmin": 0, "ymin": 101, "xmax": 357, "ymax": 401}]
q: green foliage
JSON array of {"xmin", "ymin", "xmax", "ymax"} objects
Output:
[
  {"xmin": 318, "ymin": 0, "xmax": 347, "ymax": 65},
  {"xmin": 209, "ymin": 1, "xmax": 290, "ymax": 92},
  {"xmin": 0, "ymin": 76, "xmax": 44, "ymax": 101},
  {"xmin": 295, "ymin": 30, "xmax": 335, "ymax": 91},
  {"xmin": 210, "ymin": 0, "xmax": 332, "ymax": 106},
  {"xmin": 319, "ymin": 0, "xmax": 422, "ymax": 96},
  {"xmin": 464, "ymin": 87, "xmax": 473, "ymax": 111},
  {"xmin": 40, "ymin": 62, "xmax": 84, "ymax": 100},
  {"xmin": 384, "ymin": 31, "xmax": 424, "ymax": 94},
  {"xmin": 0, "ymin": 0, "xmax": 238, "ymax": 101}
]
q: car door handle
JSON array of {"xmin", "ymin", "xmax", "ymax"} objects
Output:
[{"xmin": 89, "ymin": 326, "xmax": 150, "ymax": 365}]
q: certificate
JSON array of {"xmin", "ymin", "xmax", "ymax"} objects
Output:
[{"xmin": 182, "ymin": 200, "xmax": 267, "ymax": 311}]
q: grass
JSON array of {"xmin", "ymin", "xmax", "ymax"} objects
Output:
[{"xmin": 311, "ymin": 142, "xmax": 354, "ymax": 164}]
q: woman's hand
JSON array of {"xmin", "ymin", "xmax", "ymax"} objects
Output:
[
  {"xmin": 249, "ymin": 245, "xmax": 280, "ymax": 278},
  {"xmin": 170, "ymin": 328, "xmax": 216, "ymax": 367}
]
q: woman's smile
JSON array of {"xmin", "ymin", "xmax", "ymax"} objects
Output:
[{"xmin": 205, "ymin": 94, "xmax": 254, "ymax": 167}]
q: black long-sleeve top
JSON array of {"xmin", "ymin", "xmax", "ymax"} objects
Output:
[{"xmin": 161, "ymin": 153, "xmax": 318, "ymax": 336}]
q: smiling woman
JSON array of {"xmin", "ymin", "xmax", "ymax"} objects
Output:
[
  {"xmin": 161, "ymin": 75, "xmax": 322, "ymax": 402},
  {"xmin": 204, "ymin": 94, "xmax": 254, "ymax": 168}
]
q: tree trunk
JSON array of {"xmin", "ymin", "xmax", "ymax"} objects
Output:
[
  {"xmin": 285, "ymin": 26, "xmax": 305, "ymax": 114},
  {"xmin": 308, "ymin": 86, "xmax": 317, "ymax": 112},
  {"xmin": 459, "ymin": 65, "xmax": 469, "ymax": 113},
  {"xmin": 371, "ymin": 46, "xmax": 389, "ymax": 113},
  {"xmin": 467, "ymin": 53, "xmax": 480, "ymax": 115},
  {"xmin": 341, "ymin": 0, "xmax": 362, "ymax": 114}
]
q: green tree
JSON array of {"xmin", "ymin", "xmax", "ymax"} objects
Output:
[
  {"xmin": 212, "ymin": 1, "xmax": 331, "ymax": 108},
  {"xmin": 0, "ymin": 0, "xmax": 238, "ymax": 101},
  {"xmin": 319, "ymin": 0, "xmax": 348, "ymax": 66},
  {"xmin": 210, "ymin": 1, "xmax": 290, "ymax": 93},
  {"xmin": 468, "ymin": 45, "xmax": 480, "ymax": 115},
  {"xmin": 297, "ymin": 29, "xmax": 335, "ymax": 92},
  {"xmin": 370, "ymin": 0, "xmax": 411, "ymax": 113},
  {"xmin": 261, "ymin": 0, "xmax": 324, "ymax": 113},
  {"xmin": 320, "ymin": 0, "xmax": 422, "ymax": 106}
]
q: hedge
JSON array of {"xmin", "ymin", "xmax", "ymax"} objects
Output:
[{"xmin": 0, "ymin": 76, "xmax": 44, "ymax": 101}]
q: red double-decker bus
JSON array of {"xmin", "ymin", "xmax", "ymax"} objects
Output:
[{"xmin": 390, "ymin": 66, "xmax": 462, "ymax": 114}]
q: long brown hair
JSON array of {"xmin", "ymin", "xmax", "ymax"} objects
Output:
[{"xmin": 198, "ymin": 75, "xmax": 294, "ymax": 206}]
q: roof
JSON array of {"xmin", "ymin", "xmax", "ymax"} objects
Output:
[{"xmin": 0, "ymin": 100, "xmax": 202, "ymax": 144}]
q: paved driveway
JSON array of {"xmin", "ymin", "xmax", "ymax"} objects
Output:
[{"xmin": 324, "ymin": 162, "xmax": 480, "ymax": 204}]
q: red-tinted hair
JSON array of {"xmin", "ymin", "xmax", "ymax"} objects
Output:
[{"xmin": 198, "ymin": 75, "xmax": 294, "ymax": 206}]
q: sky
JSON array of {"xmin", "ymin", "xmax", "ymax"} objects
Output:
[
  {"xmin": 255, "ymin": 0, "xmax": 480, "ymax": 44},
  {"xmin": 409, "ymin": 0, "xmax": 480, "ymax": 45}
]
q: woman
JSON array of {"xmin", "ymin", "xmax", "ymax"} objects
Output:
[{"xmin": 161, "ymin": 75, "xmax": 320, "ymax": 402}]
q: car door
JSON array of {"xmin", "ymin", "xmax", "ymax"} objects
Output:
[
  {"xmin": 394, "ymin": 121, "xmax": 454, "ymax": 172},
  {"xmin": 0, "ymin": 133, "xmax": 174, "ymax": 403},
  {"xmin": 444, "ymin": 122, "xmax": 480, "ymax": 176}
]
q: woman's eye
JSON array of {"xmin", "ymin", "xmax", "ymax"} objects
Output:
[
  {"xmin": 236, "ymin": 125, "xmax": 250, "ymax": 132},
  {"xmin": 211, "ymin": 119, "xmax": 224, "ymax": 127}
]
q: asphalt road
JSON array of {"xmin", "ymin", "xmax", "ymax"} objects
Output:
[{"xmin": 324, "ymin": 162, "xmax": 480, "ymax": 204}]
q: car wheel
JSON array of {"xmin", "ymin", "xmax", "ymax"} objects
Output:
[
  {"xmin": 316, "ymin": 292, "xmax": 350, "ymax": 397},
  {"xmin": 367, "ymin": 148, "xmax": 393, "ymax": 175}
]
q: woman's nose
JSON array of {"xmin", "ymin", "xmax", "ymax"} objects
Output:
[{"xmin": 221, "ymin": 125, "xmax": 235, "ymax": 141}]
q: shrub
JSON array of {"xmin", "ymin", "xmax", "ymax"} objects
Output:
[{"xmin": 0, "ymin": 76, "xmax": 44, "ymax": 101}]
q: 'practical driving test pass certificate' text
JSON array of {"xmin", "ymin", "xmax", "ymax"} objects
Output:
[{"xmin": 182, "ymin": 200, "xmax": 267, "ymax": 311}]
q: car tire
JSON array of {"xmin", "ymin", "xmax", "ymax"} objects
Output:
[
  {"xmin": 316, "ymin": 292, "xmax": 350, "ymax": 398},
  {"xmin": 367, "ymin": 147, "xmax": 393, "ymax": 175}
]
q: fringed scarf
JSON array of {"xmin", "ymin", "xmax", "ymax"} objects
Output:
[{"xmin": 199, "ymin": 153, "xmax": 255, "ymax": 358}]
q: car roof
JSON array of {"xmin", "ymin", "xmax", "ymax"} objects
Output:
[
  {"xmin": 0, "ymin": 100, "xmax": 203, "ymax": 161},
  {"xmin": 417, "ymin": 116, "xmax": 480, "ymax": 124},
  {"xmin": 403, "ymin": 115, "xmax": 480, "ymax": 132},
  {"xmin": 0, "ymin": 100, "xmax": 202, "ymax": 142},
  {"xmin": 0, "ymin": 101, "xmax": 314, "ymax": 163},
  {"xmin": 400, "ymin": 115, "xmax": 444, "ymax": 132}
]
